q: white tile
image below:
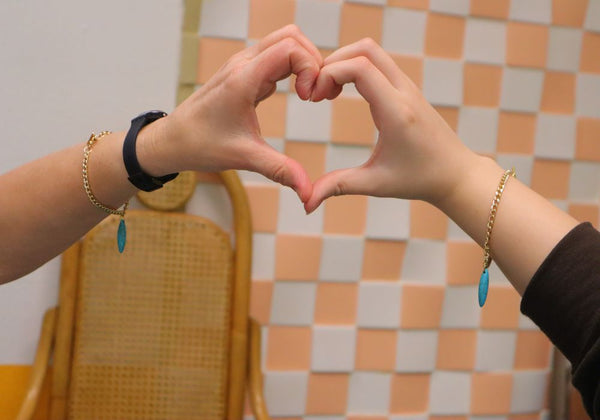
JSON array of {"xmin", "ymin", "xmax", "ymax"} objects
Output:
[
  {"xmin": 319, "ymin": 235, "xmax": 364, "ymax": 282},
  {"xmin": 278, "ymin": 187, "xmax": 324, "ymax": 234},
  {"xmin": 390, "ymin": 415, "xmax": 428, "ymax": 420},
  {"xmin": 286, "ymin": 94, "xmax": 331, "ymax": 142},
  {"xmin": 464, "ymin": 19, "xmax": 506, "ymax": 65},
  {"xmin": 475, "ymin": 331, "xmax": 517, "ymax": 371},
  {"xmin": 305, "ymin": 417, "xmax": 346, "ymax": 420},
  {"xmin": 326, "ymin": 144, "xmax": 373, "ymax": 172},
  {"xmin": 509, "ymin": 0, "xmax": 552, "ymax": 24},
  {"xmin": 277, "ymin": 78, "xmax": 291, "ymax": 93},
  {"xmin": 429, "ymin": 0, "xmax": 470, "ymax": 16},
  {"xmin": 487, "ymin": 260, "xmax": 512, "ymax": 286},
  {"xmin": 423, "ymin": 59, "xmax": 463, "ymax": 106},
  {"xmin": 495, "ymin": 154, "xmax": 534, "ymax": 187},
  {"xmin": 311, "ymin": 326, "xmax": 357, "ymax": 372},
  {"xmin": 382, "ymin": 8, "xmax": 427, "ymax": 55},
  {"xmin": 470, "ymin": 416, "xmax": 508, "ymax": 420},
  {"xmin": 457, "ymin": 107, "xmax": 499, "ymax": 154},
  {"xmin": 357, "ymin": 282, "xmax": 402, "ymax": 328},
  {"xmin": 447, "ymin": 219, "xmax": 472, "ymax": 241},
  {"xmin": 429, "ymin": 371, "xmax": 471, "ymax": 415},
  {"xmin": 347, "ymin": 0, "xmax": 387, "ymax": 5},
  {"xmin": 396, "ymin": 330, "xmax": 439, "ymax": 372},
  {"xmin": 569, "ymin": 161, "xmax": 600, "ymax": 201},
  {"xmin": 440, "ymin": 286, "xmax": 481, "ymax": 328},
  {"xmin": 295, "ymin": 0, "xmax": 341, "ymax": 49},
  {"xmin": 264, "ymin": 371, "xmax": 308, "ymax": 416},
  {"xmin": 510, "ymin": 371, "xmax": 549, "ymax": 413},
  {"xmin": 551, "ymin": 199, "xmax": 569, "ymax": 212},
  {"xmin": 401, "ymin": 240, "xmax": 447, "ymax": 284},
  {"xmin": 547, "ymin": 27, "xmax": 583, "ymax": 72},
  {"xmin": 534, "ymin": 114, "xmax": 576, "ymax": 160},
  {"xmin": 500, "ymin": 68, "xmax": 544, "ymax": 113},
  {"xmin": 347, "ymin": 372, "xmax": 392, "ymax": 414},
  {"xmin": 252, "ymin": 233, "xmax": 275, "ymax": 280},
  {"xmin": 585, "ymin": 0, "xmax": 600, "ymax": 32},
  {"xmin": 270, "ymin": 282, "xmax": 316, "ymax": 325},
  {"xmin": 266, "ymin": 137, "xmax": 285, "ymax": 153},
  {"xmin": 238, "ymin": 169, "xmax": 272, "ymax": 185},
  {"xmin": 519, "ymin": 313, "xmax": 540, "ymax": 330},
  {"xmin": 576, "ymin": 74, "xmax": 600, "ymax": 118},
  {"xmin": 365, "ymin": 197, "xmax": 410, "ymax": 240},
  {"xmin": 187, "ymin": 183, "xmax": 232, "ymax": 232},
  {"xmin": 199, "ymin": 0, "xmax": 249, "ymax": 39}
]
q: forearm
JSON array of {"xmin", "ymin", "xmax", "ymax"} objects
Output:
[
  {"xmin": 0, "ymin": 131, "xmax": 136, "ymax": 284},
  {"xmin": 434, "ymin": 153, "xmax": 579, "ymax": 295}
]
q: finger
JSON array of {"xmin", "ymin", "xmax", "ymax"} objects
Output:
[
  {"xmin": 245, "ymin": 37, "xmax": 321, "ymax": 101},
  {"xmin": 324, "ymin": 38, "xmax": 410, "ymax": 89},
  {"xmin": 244, "ymin": 142, "xmax": 313, "ymax": 203},
  {"xmin": 246, "ymin": 24, "xmax": 323, "ymax": 67},
  {"xmin": 304, "ymin": 166, "xmax": 376, "ymax": 214}
]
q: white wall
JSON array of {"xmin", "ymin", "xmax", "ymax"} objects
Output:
[{"xmin": 0, "ymin": 0, "xmax": 183, "ymax": 363}]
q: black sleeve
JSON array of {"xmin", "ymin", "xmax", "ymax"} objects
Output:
[{"xmin": 521, "ymin": 222, "xmax": 600, "ymax": 418}]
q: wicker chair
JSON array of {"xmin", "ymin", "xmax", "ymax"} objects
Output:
[{"xmin": 16, "ymin": 170, "xmax": 270, "ymax": 420}]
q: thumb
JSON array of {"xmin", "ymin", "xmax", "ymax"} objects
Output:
[
  {"xmin": 245, "ymin": 142, "xmax": 313, "ymax": 203},
  {"xmin": 304, "ymin": 166, "xmax": 375, "ymax": 214}
]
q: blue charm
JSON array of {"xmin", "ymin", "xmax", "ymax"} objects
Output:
[
  {"xmin": 117, "ymin": 218, "xmax": 127, "ymax": 253},
  {"xmin": 478, "ymin": 268, "xmax": 489, "ymax": 307}
]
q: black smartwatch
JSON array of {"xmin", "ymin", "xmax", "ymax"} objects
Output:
[{"xmin": 123, "ymin": 110, "xmax": 179, "ymax": 192}]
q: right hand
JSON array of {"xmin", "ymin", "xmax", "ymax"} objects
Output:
[{"xmin": 305, "ymin": 38, "xmax": 477, "ymax": 213}]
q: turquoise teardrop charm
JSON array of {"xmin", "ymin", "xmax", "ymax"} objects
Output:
[
  {"xmin": 478, "ymin": 268, "xmax": 489, "ymax": 307},
  {"xmin": 117, "ymin": 218, "xmax": 127, "ymax": 253}
]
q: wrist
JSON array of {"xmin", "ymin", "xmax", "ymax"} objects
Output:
[{"xmin": 135, "ymin": 115, "xmax": 178, "ymax": 178}]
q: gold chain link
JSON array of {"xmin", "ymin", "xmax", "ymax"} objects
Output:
[
  {"xmin": 482, "ymin": 168, "xmax": 516, "ymax": 269},
  {"xmin": 82, "ymin": 131, "xmax": 129, "ymax": 216}
]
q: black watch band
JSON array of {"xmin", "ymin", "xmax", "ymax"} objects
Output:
[{"xmin": 123, "ymin": 110, "xmax": 179, "ymax": 192}]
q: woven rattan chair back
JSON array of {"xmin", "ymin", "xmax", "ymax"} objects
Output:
[{"xmin": 50, "ymin": 171, "xmax": 252, "ymax": 420}]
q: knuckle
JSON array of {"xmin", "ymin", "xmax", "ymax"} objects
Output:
[
  {"xmin": 283, "ymin": 24, "xmax": 301, "ymax": 37},
  {"xmin": 359, "ymin": 37, "xmax": 378, "ymax": 51}
]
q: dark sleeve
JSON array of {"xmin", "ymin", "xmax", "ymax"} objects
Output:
[{"xmin": 521, "ymin": 222, "xmax": 600, "ymax": 418}]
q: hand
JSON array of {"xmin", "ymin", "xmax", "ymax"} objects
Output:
[
  {"xmin": 304, "ymin": 38, "xmax": 476, "ymax": 213},
  {"xmin": 140, "ymin": 25, "xmax": 323, "ymax": 203}
]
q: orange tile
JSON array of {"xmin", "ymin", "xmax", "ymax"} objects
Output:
[
  {"xmin": 576, "ymin": 118, "xmax": 600, "ymax": 162},
  {"xmin": 348, "ymin": 417, "xmax": 388, "ymax": 420},
  {"xmin": 196, "ymin": 171, "xmax": 221, "ymax": 183},
  {"xmin": 331, "ymin": 97, "xmax": 376, "ymax": 146},
  {"xmin": 514, "ymin": 331, "xmax": 552, "ymax": 369},
  {"xmin": 389, "ymin": 373, "xmax": 430, "ymax": 413},
  {"xmin": 362, "ymin": 240, "xmax": 406, "ymax": 280},
  {"xmin": 508, "ymin": 416, "xmax": 541, "ymax": 420},
  {"xmin": 319, "ymin": 48, "xmax": 335, "ymax": 60},
  {"xmin": 469, "ymin": 0, "xmax": 510, "ymax": 19},
  {"xmin": 436, "ymin": 330, "xmax": 477, "ymax": 370},
  {"xmin": 355, "ymin": 329, "xmax": 397, "ymax": 370},
  {"xmin": 446, "ymin": 242, "xmax": 482, "ymax": 285},
  {"xmin": 471, "ymin": 373, "xmax": 513, "ymax": 415},
  {"xmin": 390, "ymin": 54, "xmax": 424, "ymax": 88},
  {"xmin": 323, "ymin": 195, "xmax": 368, "ymax": 235},
  {"xmin": 425, "ymin": 13, "xmax": 466, "ymax": 59},
  {"xmin": 541, "ymin": 71, "xmax": 576, "ymax": 114},
  {"xmin": 250, "ymin": 280, "xmax": 273, "ymax": 324},
  {"xmin": 245, "ymin": 185, "xmax": 280, "ymax": 233},
  {"xmin": 463, "ymin": 63, "xmax": 503, "ymax": 107},
  {"xmin": 284, "ymin": 142, "xmax": 327, "ymax": 182},
  {"xmin": 266, "ymin": 326, "xmax": 312, "ymax": 370},
  {"xmin": 248, "ymin": 0, "xmax": 296, "ymax": 39},
  {"xmin": 497, "ymin": 112, "xmax": 537, "ymax": 154},
  {"xmin": 530, "ymin": 159, "xmax": 571, "ymax": 199},
  {"xmin": 480, "ymin": 286, "xmax": 521, "ymax": 329},
  {"xmin": 410, "ymin": 200, "xmax": 449, "ymax": 240},
  {"xmin": 275, "ymin": 235, "xmax": 322, "ymax": 281},
  {"xmin": 400, "ymin": 284, "xmax": 445, "ymax": 329},
  {"xmin": 387, "ymin": 0, "xmax": 429, "ymax": 9},
  {"xmin": 430, "ymin": 417, "xmax": 468, "ymax": 420},
  {"xmin": 197, "ymin": 38, "xmax": 246, "ymax": 84},
  {"xmin": 552, "ymin": 0, "xmax": 589, "ymax": 27},
  {"xmin": 581, "ymin": 32, "xmax": 600, "ymax": 73},
  {"xmin": 306, "ymin": 373, "xmax": 349, "ymax": 415},
  {"xmin": 435, "ymin": 106, "xmax": 460, "ymax": 131},
  {"xmin": 506, "ymin": 22, "xmax": 549, "ymax": 69},
  {"xmin": 339, "ymin": 3, "xmax": 384, "ymax": 47},
  {"xmin": 568, "ymin": 203, "xmax": 599, "ymax": 228},
  {"xmin": 256, "ymin": 92, "xmax": 287, "ymax": 138},
  {"xmin": 314, "ymin": 283, "xmax": 358, "ymax": 325}
]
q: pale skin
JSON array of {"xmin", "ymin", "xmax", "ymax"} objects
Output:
[{"xmin": 0, "ymin": 26, "xmax": 580, "ymax": 298}]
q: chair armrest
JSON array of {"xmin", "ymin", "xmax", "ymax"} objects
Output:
[
  {"xmin": 247, "ymin": 317, "xmax": 270, "ymax": 420},
  {"xmin": 16, "ymin": 307, "xmax": 57, "ymax": 420}
]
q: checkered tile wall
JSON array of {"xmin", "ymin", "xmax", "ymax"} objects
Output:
[{"xmin": 192, "ymin": 0, "xmax": 600, "ymax": 418}]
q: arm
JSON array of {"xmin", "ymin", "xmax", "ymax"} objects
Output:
[
  {"xmin": 305, "ymin": 38, "xmax": 578, "ymax": 295},
  {"xmin": 0, "ymin": 25, "xmax": 321, "ymax": 284}
]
